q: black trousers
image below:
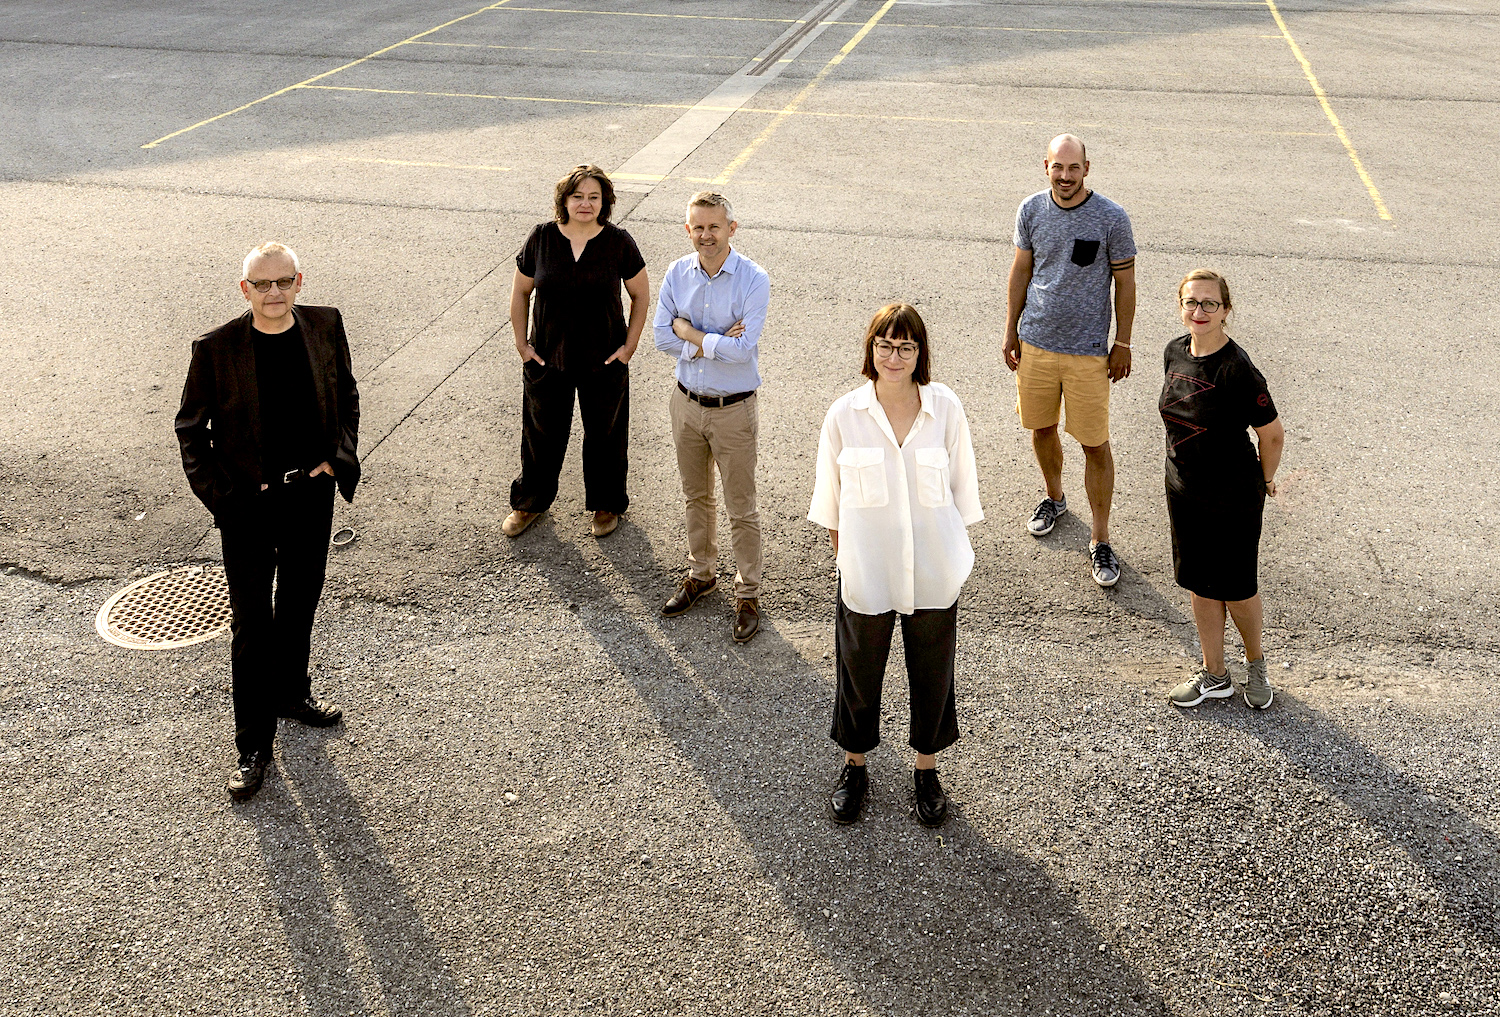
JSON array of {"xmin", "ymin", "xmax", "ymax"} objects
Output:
[
  {"xmin": 510, "ymin": 360, "xmax": 629, "ymax": 514},
  {"xmin": 831, "ymin": 589, "xmax": 960, "ymax": 755},
  {"xmin": 219, "ymin": 475, "xmax": 336, "ymax": 759}
]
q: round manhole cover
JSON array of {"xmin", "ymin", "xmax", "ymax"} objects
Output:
[{"xmin": 96, "ymin": 565, "xmax": 232, "ymax": 650}]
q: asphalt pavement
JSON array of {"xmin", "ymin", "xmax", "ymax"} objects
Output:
[{"xmin": 2, "ymin": 1, "xmax": 1498, "ymax": 1014}]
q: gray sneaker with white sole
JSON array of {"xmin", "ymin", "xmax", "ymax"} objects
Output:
[
  {"xmin": 1170, "ymin": 668, "xmax": 1234, "ymax": 707},
  {"xmin": 1244, "ymin": 657, "xmax": 1274, "ymax": 709}
]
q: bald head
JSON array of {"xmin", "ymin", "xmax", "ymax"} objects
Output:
[
  {"xmin": 1048, "ymin": 134, "xmax": 1087, "ymax": 164},
  {"xmin": 1043, "ymin": 134, "xmax": 1090, "ymax": 207}
]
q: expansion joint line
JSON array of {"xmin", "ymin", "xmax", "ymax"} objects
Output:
[
  {"xmin": 1263, "ymin": 0, "xmax": 1392, "ymax": 221},
  {"xmin": 140, "ymin": 0, "xmax": 515, "ymax": 148},
  {"xmin": 714, "ymin": 0, "xmax": 898, "ymax": 185}
]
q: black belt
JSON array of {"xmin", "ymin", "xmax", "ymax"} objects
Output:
[{"xmin": 678, "ymin": 381, "xmax": 755, "ymax": 408}]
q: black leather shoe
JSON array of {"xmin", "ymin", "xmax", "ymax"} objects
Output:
[
  {"xmin": 662, "ymin": 576, "xmax": 716, "ymax": 617},
  {"xmin": 829, "ymin": 762, "xmax": 868, "ymax": 824},
  {"xmin": 227, "ymin": 751, "xmax": 269, "ymax": 801},
  {"xmin": 282, "ymin": 696, "xmax": 343, "ymax": 727},
  {"xmin": 914, "ymin": 767, "xmax": 949, "ymax": 827},
  {"xmin": 732, "ymin": 598, "xmax": 760, "ymax": 643}
]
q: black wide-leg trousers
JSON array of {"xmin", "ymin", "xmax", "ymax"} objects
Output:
[
  {"xmin": 219, "ymin": 475, "xmax": 336, "ymax": 759},
  {"xmin": 831, "ymin": 589, "xmax": 960, "ymax": 755},
  {"xmin": 510, "ymin": 360, "xmax": 630, "ymax": 515}
]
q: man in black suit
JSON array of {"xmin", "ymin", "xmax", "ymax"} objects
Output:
[{"xmin": 176, "ymin": 242, "xmax": 361, "ymax": 801}]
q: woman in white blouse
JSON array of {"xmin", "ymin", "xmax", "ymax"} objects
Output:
[{"xmin": 808, "ymin": 303, "xmax": 984, "ymax": 827}]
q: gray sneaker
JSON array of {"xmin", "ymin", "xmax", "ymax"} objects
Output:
[
  {"xmin": 1169, "ymin": 668, "xmax": 1234, "ymax": 707},
  {"xmin": 1027, "ymin": 496, "xmax": 1067, "ymax": 536},
  {"xmin": 1089, "ymin": 540, "xmax": 1121, "ymax": 588},
  {"xmin": 1244, "ymin": 658, "xmax": 1274, "ymax": 709}
]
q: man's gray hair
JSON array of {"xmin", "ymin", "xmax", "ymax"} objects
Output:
[
  {"xmin": 686, "ymin": 191, "xmax": 735, "ymax": 224},
  {"xmin": 242, "ymin": 242, "xmax": 301, "ymax": 280}
]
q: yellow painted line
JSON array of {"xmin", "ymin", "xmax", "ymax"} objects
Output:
[
  {"xmin": 409, "ymin": 41, "xmax": 751, "ymax": 60},
  {"xmin": 303, "ymin": 83, "xmax": 698, "ymax": 111},
  {"xmin": 309, "ymin": 155, "xmax": 513, "ymax": 173},
  {"xmin": 303, "ymin": 85, "xmax": 1333, "ymax": 137},
  {"xmin": 140, "ymin": 0, "xmax": 515, "ymax": 148},
  {"xmin": 834, "ymin": 20, "xmax": 1284, "ymax": 38},
  {"xmin": 715, "ymin": 0, "xmax": 900, "ymax": 185},
  {"xmin": 1264, "ymin": 0, "xmax": 1392, "ymax": 220},
  {"xmin": 497, "ymin": 6, "xmax": 799, "ymax": 23}
]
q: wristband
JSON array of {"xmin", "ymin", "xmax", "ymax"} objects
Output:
[{"xmin": 1114, "ymin": 342, "xmax": 1131, "ymax": 349}]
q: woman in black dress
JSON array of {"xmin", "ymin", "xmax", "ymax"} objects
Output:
[
  {"xmin": 1161, "ymin": 270, "xmax": 1284, "ymax": 710},
  {"xmin": 504, "ymin": 164, "xmax": 650, "ymax": 539}
]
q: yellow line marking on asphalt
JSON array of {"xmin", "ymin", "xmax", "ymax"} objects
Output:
[
  {"xmin": 303, "ymin": 85, "xmax": 1334, "ymax": 137},
  {"xmin": 497, "ymin": 6, "xmax": 799, "ymax": 23},
  {"xmin": 140, "ymin": 0, "xmax": 515, "ymax": 148},
  {"xmin": 1264, "ymin": 0, "xmax": 1392, "ymax": 220},
  {"xmin": 837, "ymin": 20, "xmax": 1284, "ymax": 37},
  {"xmin": 309, "ymin": 155, "xmax": 514, "ymax": 172},
  {"xmin": 714, "ymin": 0, "xmax": 899, "ymax": 185},
  {"xmin": 303, "ymin": 84, "xmax": 696, "ymax": 111},
  {"xmin": 408, "ymin": 41, "xmax": 752, "ymax": 60}
]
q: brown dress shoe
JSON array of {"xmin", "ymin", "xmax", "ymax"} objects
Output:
[
  {"xmin": 502, "ymin": 510, "xmax": 540, "ymax": 537},
  {"xmin": 661, "ymin": 576, "xmax": 716, "ymax": 617},
  {"xmin": 733, "ymin": 597, "xmax": 760, "ymax": 643},
  {"xmin": 591, "ymin": 511, "xmax": 620, "ymax": 537}
]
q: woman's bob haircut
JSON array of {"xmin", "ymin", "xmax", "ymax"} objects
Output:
[
  {"xmin": 861, "ymin": 303, "xmax": 931, "ymax": 385},
  {"xmin": 554, "ymin": 164, "xmax": 615, "ymax": 225}
]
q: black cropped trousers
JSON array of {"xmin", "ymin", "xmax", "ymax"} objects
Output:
[{"xmin": 831, "ymin": 588, "xmax": 960, "ymax": 756}]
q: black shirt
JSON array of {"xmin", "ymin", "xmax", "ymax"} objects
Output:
[
  {"xmin": 252, "ymin": 320, "xmax": 325, "ymax": 478},
  {"xmin": 1159, "ymin": 335, "xmax": 1278, "ymax": 495},
  {"xmin": 515, "ymin": 221, "xmax": 646, "ymax": 374}
]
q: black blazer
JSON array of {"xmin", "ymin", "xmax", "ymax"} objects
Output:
[{"xmin": 175, "ymin": 304, "xmax": 361, "ymax": 524}]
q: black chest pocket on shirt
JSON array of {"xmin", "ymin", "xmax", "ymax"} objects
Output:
[{"xmin": 1071, "ymin": 239, "xmax": 1100, "ymax": 267}]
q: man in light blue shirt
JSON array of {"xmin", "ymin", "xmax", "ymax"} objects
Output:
[{"xmin": 653, "ymin": 191, "xmax": 771, "ymax": 642}]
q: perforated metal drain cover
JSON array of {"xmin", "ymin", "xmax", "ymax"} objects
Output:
[{"xmin": 96, "ymin": 565, "xmax": 232, "ymax": 650}]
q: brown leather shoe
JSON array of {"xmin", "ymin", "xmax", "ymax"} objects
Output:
[
  {"xmin": 733, "ymin": 597, "xmax": 760, "ymax": 643},
  {"xmin": 662, "ymin": 576, "xmax": 716, "ymax": 617},
  {"xmin": 591, "ymin": 511, "xmax": 619, "ymax": 538},
  {"xmin": 502, "ymin": 510, "xmax": 540, "ymax": 537}
]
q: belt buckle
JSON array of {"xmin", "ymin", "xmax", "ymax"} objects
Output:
[{"xmin": 283, "ymin": 469, "xmax": 300, "ymax": 484}]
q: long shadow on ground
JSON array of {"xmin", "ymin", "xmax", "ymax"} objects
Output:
[{"xmin": 525, "ymin": 521, "xmax": 1170, "ymax": 1015}]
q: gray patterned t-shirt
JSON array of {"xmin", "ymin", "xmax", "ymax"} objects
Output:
[{"xmin": 1013, "ymin": 189, "xmax": 1136, "ymax": 357}]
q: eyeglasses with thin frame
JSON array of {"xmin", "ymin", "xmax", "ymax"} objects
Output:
[
  {"xmin": 246, "ymin": 276, "xmax": 298, "ymax": 293},
  {"xmin": 873, "ymin": 340, "xmax": 919, "ymax": 361},
  {"xmin": 1180, "ymin": 298, "xmax": 1223, "ymax": 313}
]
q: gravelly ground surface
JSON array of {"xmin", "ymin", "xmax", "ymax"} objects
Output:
[{"xmin": 4, "ymin": 546, "xmax": 1497, "ymax": 1016}]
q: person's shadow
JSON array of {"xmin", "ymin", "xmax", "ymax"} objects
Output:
[
  {"xmin": 1186, "ymin": 696, "xmax": 1499, "ymax": 946},
  {"xmin": 512, "ymin": 521, "xmax": 1173, "ymax": 1014},
  {"xmin": 238, "ymin": 730, "xmax": 473, "ymax": 1017}
]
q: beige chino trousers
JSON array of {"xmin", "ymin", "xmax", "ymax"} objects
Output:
[{"xmin": 669, "ymin": 385, "xmax": 762, "ymax": 599}]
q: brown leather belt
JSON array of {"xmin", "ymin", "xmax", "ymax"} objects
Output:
[{"xmin": 678, "ymin": 381, "xmax": 754, "ymax": 408}]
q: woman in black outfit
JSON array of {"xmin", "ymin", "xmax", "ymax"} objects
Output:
[
  {"xmin": 504, "ymin": 164, "xmax": 650, "ymax": 539},
  {"xmin": 1161, "ymin": 269, "xmax": 1285, "ymax": 710}
]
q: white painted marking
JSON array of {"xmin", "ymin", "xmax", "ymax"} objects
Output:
[{"xmin": 610, "ymin": 0, "xmax": 862, "ymax": 194}]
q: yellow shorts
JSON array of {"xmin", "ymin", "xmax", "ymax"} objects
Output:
[{"xmin": 1014, "ymin": 341, "xmax": 1111, "ymax": 447}]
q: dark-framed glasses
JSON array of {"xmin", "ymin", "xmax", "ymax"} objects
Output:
[
  {"xmin": 246, "ymin": 276, "xmax": 298, "ymax": 293},
  {"xmin": 873, "ymin": 340, "xmax": 919, "ymax": 360},
  {"xmin": 1181, "ymin": 298, "xmax": 1222, "ymax": 313}
]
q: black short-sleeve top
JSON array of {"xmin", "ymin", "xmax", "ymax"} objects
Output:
[
  {"xmin": 516, "ymin": 221, "xmax": 646, "ymax": 374},
  {"xmin": 1159, "ymin": 335, "xmax": 1279, "ymax": 495}
]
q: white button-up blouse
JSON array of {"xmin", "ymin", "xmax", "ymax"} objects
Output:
[{"xmin": 807, "ymin": 381, "xmax": 984, "ymax": 615}]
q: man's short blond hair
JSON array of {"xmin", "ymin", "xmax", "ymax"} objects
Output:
[
  {"xmin": 242, "ymin": 242, "xmax": 301, "ymax": 280},
  {"xmin": 686, "ymin": 191, "xmax": 735, "ymax": 225}
]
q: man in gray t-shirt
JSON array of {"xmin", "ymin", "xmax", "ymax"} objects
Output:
[{"xmin": 1003, "ymin": 134, "xmax": 1137, "ymax": 588}]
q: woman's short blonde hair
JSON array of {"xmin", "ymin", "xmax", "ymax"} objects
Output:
[
  {"xmin": 554, "ymin": 164, "xmax": 615, "ymax": 224},
  {"xmin": 1177, "ymin": 268, "xmax": 1232, "ymax": 310}
]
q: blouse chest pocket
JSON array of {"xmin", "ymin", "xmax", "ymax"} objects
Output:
[
  {"xmin": 913, "ymin": 447, "xmax": 952, "ymax": 508},
  {"xmin": 837, "ymin": 447, "xmax": 889, "ymax": 509}
]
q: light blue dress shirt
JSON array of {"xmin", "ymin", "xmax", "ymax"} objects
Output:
[{"xmin": 653, "ymin": 248, "xmax": 770, "ymax": 397}]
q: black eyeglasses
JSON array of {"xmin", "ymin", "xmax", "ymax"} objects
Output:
[
  {"xmin": 246, "ymin": 276, "xmax": 297, "ymax": 293},
  {"xmin": 872, "ymin": 341, "xmax": 919, "ymax": 361},
  {"xmin": 1181, "ymin": 298, "xmax": 1222, "ymax": 313}
]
